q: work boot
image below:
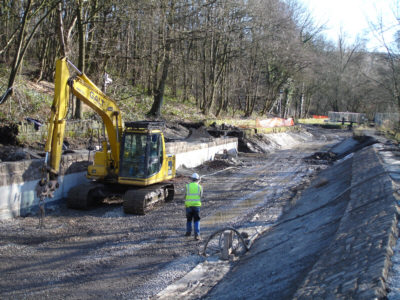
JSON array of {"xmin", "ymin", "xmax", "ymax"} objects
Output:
[
  {"xmin": 194, "ymin": 234, "xmax": 201, "ymax": 241},
  {"xmin": 185, "ymin": 232, "xmax": 191, "ymax": 237}
]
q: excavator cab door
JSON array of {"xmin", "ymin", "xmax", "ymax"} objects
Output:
[
  {"xmin": 119, "ymin": 131, "xmax": 162, "ymax": 179},
  {"xmin": 149, "ymin": 133, "xmax": 163, "ymax": 176}
]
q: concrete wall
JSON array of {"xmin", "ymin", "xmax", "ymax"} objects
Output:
[
  {"xmin": 166, "ymin": 138, "xmax": 237, "ymax": 168},
  {"xmin": 0, "ymin": 137, "xmax": 237, "ymax": 220},
  {"xmin": 0, "ymin": 152, "xmax": 92, "ymax": 220}
]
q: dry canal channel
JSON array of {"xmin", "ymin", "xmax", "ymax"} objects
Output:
[{"xmin": 0, "ymin": 125, "xmax": 399, "ymax": 299}]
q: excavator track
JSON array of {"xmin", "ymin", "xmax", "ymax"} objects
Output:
[
  {"xmin": 67, "ymin": 183, "xmax": 103, "ymax": 210},
  {"xmin": 123, "ymin": 183, "xmax": 174, "ymax": 215}
]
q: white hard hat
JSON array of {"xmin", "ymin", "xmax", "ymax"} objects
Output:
[{"xmin": 191, "ymin": 173, "xmax": 200, "ymax": 180}]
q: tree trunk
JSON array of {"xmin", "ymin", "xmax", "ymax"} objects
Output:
[
  {"xmin": 74, "ymin": 0, "xmax": 85, "ymax": 119},
  {"xmin": 1, "ymin": 0, "xmax": 57, "ymax": 104},
  {"xmin": 148, "ymin": 41, "xmax": 171, "ymax": 117},
  {"xmin": 37, "ymin": 37, "xmax": 50, "ymax": 82},
  {"xmin": 85, "ymin": 0, "xmax": 98, "ymax": 72},
  {"xmin": 300, "ymin": 82, "xmax": 305, "ymax": 118},
  {"xmin": 57, "ymin": 2, "xmax": 67, "ymax": 57},
  {"xmin": 0, "ymin": 0, "xmax": 31, "ymax": 105}
]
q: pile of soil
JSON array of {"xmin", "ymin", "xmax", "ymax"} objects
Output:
[
  {"xmin": 163, "ymin": 122, "xmax": 190, "ymax": 141},
  {"xmin": 185, "ymin": 126, "xmax": 213, "ymax": 141},
  {"xmin": 195, "ymin": 156, "xmax": 242, "ymax": 173},
  {"xmin": 303, "ymin": 151, "xmax": 337, "ymax": 164}
]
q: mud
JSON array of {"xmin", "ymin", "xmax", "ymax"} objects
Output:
[{"xmin": 0, "ymin": 125, "xmax": 355, "ymax": 299}]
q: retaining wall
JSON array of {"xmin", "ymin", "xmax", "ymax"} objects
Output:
[{"xmin": 0, "ymin": 137, "xmax": 237, "ymax": 220}]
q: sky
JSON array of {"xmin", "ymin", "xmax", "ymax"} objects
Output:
[{"xmin": 299, "ymin": 0, "xmax": 399, "ymax": 51}]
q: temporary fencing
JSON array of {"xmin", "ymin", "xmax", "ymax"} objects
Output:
[{"xmin": 256, "ymin": 117, "xmax": 294, "ymax": 128}]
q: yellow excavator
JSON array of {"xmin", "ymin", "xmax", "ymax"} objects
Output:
[{"xmin": 37, "ymin": 58, "xmax": 175, "ymax": 214}]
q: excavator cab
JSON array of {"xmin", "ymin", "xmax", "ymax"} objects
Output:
[
  {"xmin": 118, "ymin": 121, "xmax": 173, "ymax": 186},
  {"xmin": 119, "ymin": 131, "xmax": 163, "ymax": 179}
]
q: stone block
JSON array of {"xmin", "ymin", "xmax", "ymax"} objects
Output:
[{"xmin": 340, "ymin": 277, "xmax": 358, "ymax": 294}]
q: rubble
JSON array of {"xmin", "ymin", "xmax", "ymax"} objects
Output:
[{"xmin": 303, "ymin": 151, "xmax": 337, "ymax": 164}]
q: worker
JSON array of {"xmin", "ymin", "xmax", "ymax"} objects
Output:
[{"xmin": 184, "ymin": 173, "xmax": 203, "ymax": 240}]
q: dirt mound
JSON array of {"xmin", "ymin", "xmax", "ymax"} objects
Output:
[
  {"xmin": 173, "ymin": 122, "xmax": 214, "ymax": 142},
  {"xmin": 201, "ymin": 159, "xmax": 233, "ymax": 170},
  {"xmin": 303, "ymin": 151, "xmax": 337, "ymax": 164},
  {"xmin": 195, "ymin": 156, "xmax": 242, "ymax": 173},
  {"xmin": 186, "ymin": 126, "xmax": 213, "ymax": 141},
  {"xmin": 163, "ymin": 122, "xmax": 190, "ymax": 141}
]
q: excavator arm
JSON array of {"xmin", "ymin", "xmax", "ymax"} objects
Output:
[
  {"xmin": 39, "ymin": 58, "xmax": 122, "ymax": 195},
  {"xmin": 43, "ymin": 58, "xmax": 70, "ymax": 177}
]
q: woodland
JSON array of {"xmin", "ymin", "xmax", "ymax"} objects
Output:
[{"xmin": 0, "ymin": 0, "xmax": 399, "ymax": 123}]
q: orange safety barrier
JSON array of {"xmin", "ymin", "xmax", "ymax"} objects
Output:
[
  {"xmin": 256, "ymin": 118, "xmax": 294, "ymax": 128},
  {"xmin": 312, "ymin": 115, "xmax": 329, "ymax": 119}
]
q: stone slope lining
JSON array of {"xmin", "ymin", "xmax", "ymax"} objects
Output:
[
  {"xmin": 205, "ymin": 143, "xmax": 399, "ymax": 299},
  {"xmin": 294, "ymin": 144, "xmax": 400, "ymax": 299}
]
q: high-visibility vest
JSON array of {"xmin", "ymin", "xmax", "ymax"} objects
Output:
[{"xmin": 185, "ymin": 182, "xmax": 202, "ymax": 207}]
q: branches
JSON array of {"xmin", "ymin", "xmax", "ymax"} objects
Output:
[
  {"xmin": 0, "ymin": 0, "xmax": 393, "ymax": 119},
  {"xmin": 0, "ymin": 0, "xmax": 60, "ymax": 105}
]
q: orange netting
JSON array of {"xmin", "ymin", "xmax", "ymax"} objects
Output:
[
  {"xmin": 312, "ymin": 115, "xmax": 329, "ymax": 119},
  {"xmin": 256, "ymin": 118, "xmax": 294, "ymax": 128}
]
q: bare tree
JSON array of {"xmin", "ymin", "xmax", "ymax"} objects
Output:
[
  {"xmin": 0, "ymin": 0, "xmax": 59, "ymax": 105},
  {"xmin": 368, "ymin": 2, "xmax": 400, "ymax": 114}
]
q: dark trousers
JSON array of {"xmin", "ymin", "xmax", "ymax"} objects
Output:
[{"xmin": 186, "ymin": 206, "xmax": 200, "ymax": 234}]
